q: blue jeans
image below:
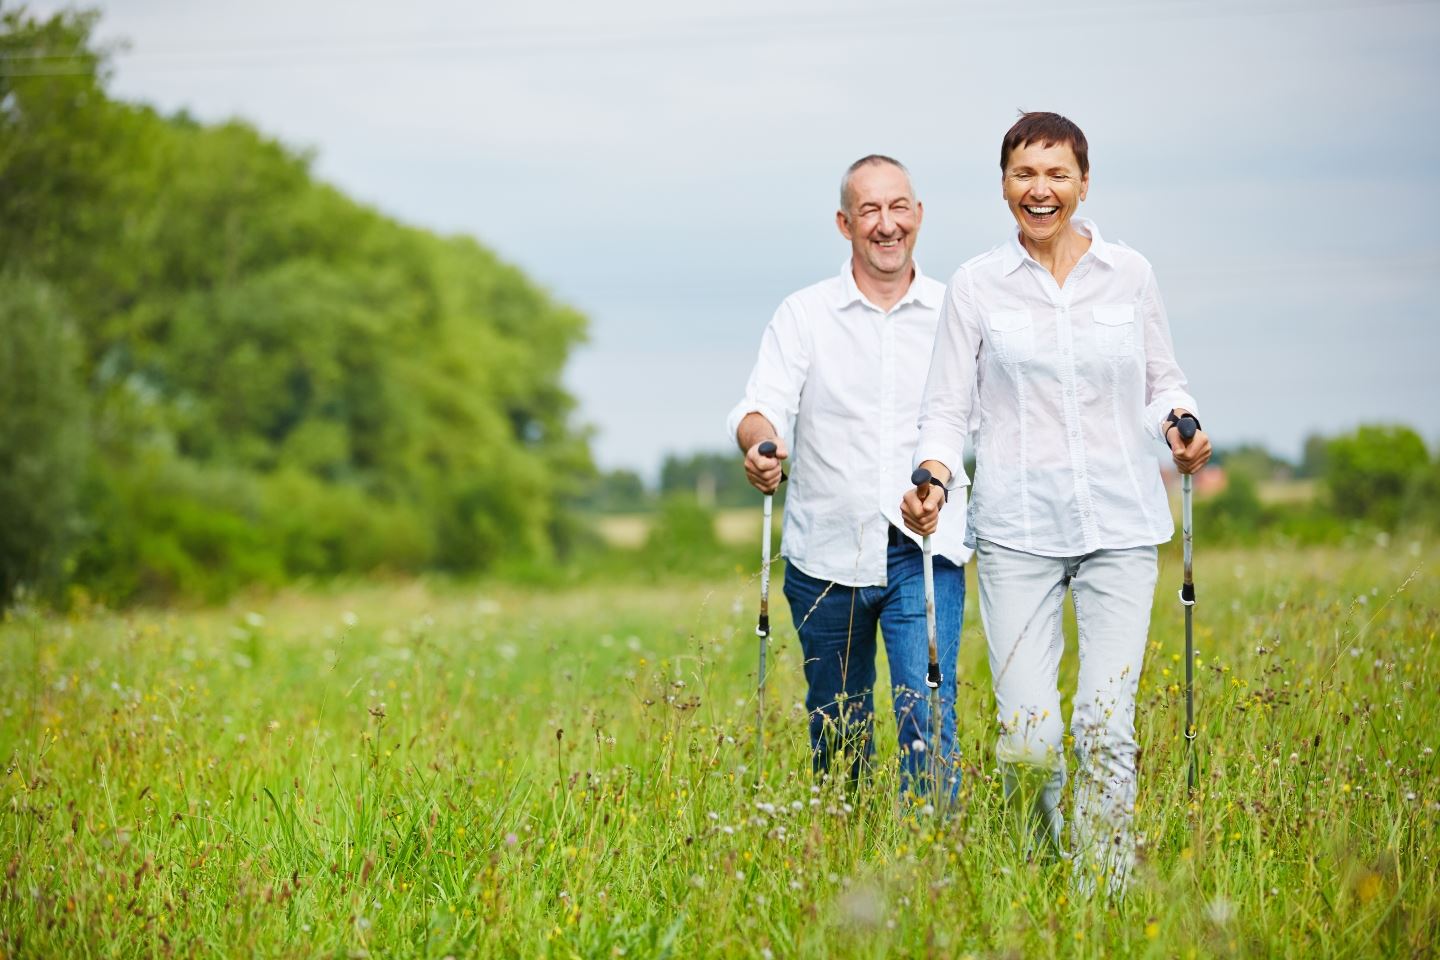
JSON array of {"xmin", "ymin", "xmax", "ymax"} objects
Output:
[{"xmin": 781, "ymin": 533, "xmax": 965, "ymax": 796}]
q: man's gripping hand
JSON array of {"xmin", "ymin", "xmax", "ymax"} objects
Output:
[{"xmin": 745, "ymin": 438, "xmax": 788, "ymax": 494}]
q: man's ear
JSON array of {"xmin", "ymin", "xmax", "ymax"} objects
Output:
[{"xmin": 836, "ymin": 209, "xmax": 853, "ymax": 240}]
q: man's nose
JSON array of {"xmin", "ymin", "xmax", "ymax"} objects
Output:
[{"xmin": 877, "ymin": 208, "xmax": 897, "ymax": 233}]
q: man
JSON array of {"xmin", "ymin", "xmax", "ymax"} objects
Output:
[
  {"xmin": 727, "ymin": 155, "xmax": 970, "ymax": 796},
  {"xmin": 901, "ymin": 112, "xmax": 1211, "ymax": 892}
]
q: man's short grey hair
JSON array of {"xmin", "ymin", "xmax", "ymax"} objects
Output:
[{"xmin": 839, "ymin": 154, "xmax": 912, "ymax": 212}]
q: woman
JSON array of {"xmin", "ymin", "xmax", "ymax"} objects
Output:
[{"xmin": 900, "ymin": 112, "xmax": 1210, "ymax": 893}]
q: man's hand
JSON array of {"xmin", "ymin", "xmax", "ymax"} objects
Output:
[
  {"xmin": 900, "ymin": 460, "xmax": 950, "ymax": 536},
  {"xmin": 1165, "ymin": 410, "xmax": 1212, "ymax": 475},
  {"xmin": 745, "ymin": 438, "xmax": 788, "ymax": 494}
]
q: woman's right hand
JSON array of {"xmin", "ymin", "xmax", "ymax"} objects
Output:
[{"xmin": 901, "ymin": 460, "xmax": 950, "ymax": 536}]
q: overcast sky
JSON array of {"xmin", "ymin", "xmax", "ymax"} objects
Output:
[{"xmin": 31, "ymin": 0, "xmax": 1440, "ymax": 477}]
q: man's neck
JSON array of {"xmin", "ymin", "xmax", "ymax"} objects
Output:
[{"xmin": 852, "ymin": 260, "xmax": 915, "ymax": 313}]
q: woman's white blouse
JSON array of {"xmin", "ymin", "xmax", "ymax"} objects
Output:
[{"xmin": 916, "ymin": 219, "xmax": 1198, "ymax": 557}]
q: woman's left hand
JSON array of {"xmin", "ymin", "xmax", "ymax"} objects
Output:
[{"xmin": 1165, "ymin": 411, "xmax": 1211, "ymax": 475}]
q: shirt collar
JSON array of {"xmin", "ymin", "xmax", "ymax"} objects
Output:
[
  {"xmin": 835, "ymin": 258, "xmax": 938, "ymax": 312},
  {"xmin": 1000, "ymin": 217, "xmax": 1115, "ymax": 275}
]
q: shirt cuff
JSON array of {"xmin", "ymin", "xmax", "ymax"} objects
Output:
[
  {"xmin": 913, "ymin": 441, "xmax": 970, "ymax": 488},
  {"xmin": 725, "ymin": 399, "xmax": 790, "ymax": 448},
  {"xmin": 1145, "ymin": 393, "xmax": 1198, "ymax": 443}
]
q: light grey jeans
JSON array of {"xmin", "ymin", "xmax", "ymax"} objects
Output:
[{"xmin": 975, "ymin": 538, "xmax": 1158, "ymax": 894}]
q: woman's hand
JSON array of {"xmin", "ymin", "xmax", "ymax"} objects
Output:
[
  {"xmin": 1164, "ymin": 409, "xmax": 1211, "ymax": 475},
  {"xmin": 900, "ymin": 460, "xmax": 950, "ymax": 536}
]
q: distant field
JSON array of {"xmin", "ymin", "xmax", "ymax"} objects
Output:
[
  {"xmin": 2, "ymin": 540, "xmax": 1437, "ymax": 957},
  {"xmin": 594, "ymin": 508, "xmax": 766, "ymax": 548},
  {"xmin": 599, "ymin": 476, "xmax": 1319, "ymax": 550}
]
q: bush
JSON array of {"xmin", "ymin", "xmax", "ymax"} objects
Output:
[
  {"xmin": 1325, "ymin": 425, "xmax": 1430, "ymax": 529},
  {"xmin": 643, "ymin": 495, "xmax": 720, "ymax": 571},
  {"xmin": 1195, "ymin": 470, "xmax": 1265, "ymax": 541}
]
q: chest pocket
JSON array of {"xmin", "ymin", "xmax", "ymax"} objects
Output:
[
  {"xmin": 1092, "ymin": 304, "xmax": 1136, "ymax": 357},
  {"xmin": 987, "ymin": 310, "xmax": 1035, "ymax": 364}
]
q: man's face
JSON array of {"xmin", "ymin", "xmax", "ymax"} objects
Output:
[
  {"xmin": 1002, "ymin": 140, "xmax": 1089, "ymax": 245},
  {"xmin": 837, "ymin": 163, "xmax": 922, "ymax": 280}
]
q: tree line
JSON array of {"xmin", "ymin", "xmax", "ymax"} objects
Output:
[{"xmin": 0, "ymin": 9, "xmax": 592, "ymax": 606}]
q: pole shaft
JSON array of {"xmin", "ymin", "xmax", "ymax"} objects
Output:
[
  {"xmin": 757, "ymin": 492, "xmax": 772, "ymax": 768},
  {"xmin": 922, "ymin": 533, "xmax": 941, "ymax": 794},
  {"xmin": 1181, "ymin": 473, "xmax": 1196, "ymax": 791}
]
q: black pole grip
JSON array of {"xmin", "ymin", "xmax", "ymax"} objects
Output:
[
  {"xmin": 1177, "ymin": 415, "xmax": 1199, "ymax": 442},
  {"xmin": 911, "ymin": 467, "xmax": 932, "ymax": 488},
  {"xmin": 926, "ymin": 662, "xmax": 942, "ymax": 688},
  {"xmin": 756, "ymin": 439, "xmax": 787, "ymax": 483}
]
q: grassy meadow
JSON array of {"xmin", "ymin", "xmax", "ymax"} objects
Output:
[{"xmin": 2, "ymin": 537, "xmax": 1438, "ymax": 958}]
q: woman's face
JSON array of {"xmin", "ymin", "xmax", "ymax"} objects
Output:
[{"xmin": 1002, "ymin": 140, "xmax": 1089, "ymax": 246}]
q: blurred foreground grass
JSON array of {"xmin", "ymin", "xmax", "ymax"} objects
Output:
[{"xmin": 2, "ymin": 540, "xmax": 1438, "ymax": 958}]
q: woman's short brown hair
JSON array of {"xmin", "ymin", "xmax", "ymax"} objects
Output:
[{"xmin": 1000, "ymin": 112, "xmax": 1089, "ymax": 176}]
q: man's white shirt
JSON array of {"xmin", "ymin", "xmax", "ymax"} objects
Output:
[
  {"xmin": 727, "ymin": 260, "xmax": 972, "ymax": 587},
  {"xmin": 916, "ymin": 219, "xmax": 1197, "ymax": 557}
]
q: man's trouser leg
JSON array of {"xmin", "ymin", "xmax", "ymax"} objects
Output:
[
  {"xmin": 877, "ymin": 530, "xmax": 966, "ymax": 800},
  {"xmin": 782, "ymin": 560, "xmax": 879, "ymax": 783}
]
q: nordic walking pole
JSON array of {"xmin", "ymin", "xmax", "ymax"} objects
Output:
[
  {"xmin": 1175, "ymin": 414, "xmax": 1200, "ymax": 792},
  {"xmin": 911, "ymin": 467, "xmax": 944, "ymax": 799},
  {"xmin": 755, "ymin": 440, "xmax": 785, "ymax": 773}
]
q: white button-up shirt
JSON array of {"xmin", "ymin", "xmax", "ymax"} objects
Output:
[
  {"xmin": 916, "ymin": 220, "xmax": 1197, "ymax": 557},
  {"xmin": 728, "ymin": 260, "xmax": 972, "ymax": 587}
]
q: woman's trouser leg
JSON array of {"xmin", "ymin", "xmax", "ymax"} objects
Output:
[
  {"xmin": 1069, "ymin": 544, "xmax": 1156, "ymax": 896},
  {"xmin": 974, "ymin": 539, "xmax": 1069, "ymax": 852}
]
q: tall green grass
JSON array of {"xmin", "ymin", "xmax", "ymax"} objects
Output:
[{"xmin": 2, "ymin": 541, "xmax": 1436, "ymax": 957}]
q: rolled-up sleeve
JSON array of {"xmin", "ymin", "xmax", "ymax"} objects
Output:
[
  {"xmin": 1138, "ymin": 268, "xmax": 1199, "ymax": 440},
  {"xmin": 725, "ymin": 298, "xmax": 810, "ymax": 447},
  {"xmin": 915, "ymin": 268, "xmax": 981, "ymax": 486}
]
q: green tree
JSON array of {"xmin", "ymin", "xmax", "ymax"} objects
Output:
[
  {"xmin": 1216, "ymin": 443, "xmax": 1292, "ymax": 483},
  {"xmin": 0, "ymin": 8, "xmax": 594, "ymax": 603},
  {"xmin": 579, "ymin": 469, "xmax": 651, "ymax": 513},
  {"xmin": 1298, "ymin": 433, "xmax": 1331, "ymax": 479},
  {"xmin": 0, "ymin": 275, "xmax": 88, "ymax": 604},
  {"xmin": 1325, "ymin": 425, "xmax": 1430, "ymax": 529},
  {"xmin": 660, "ymin": 451, "xmax": 764, "ymax": 509}
]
